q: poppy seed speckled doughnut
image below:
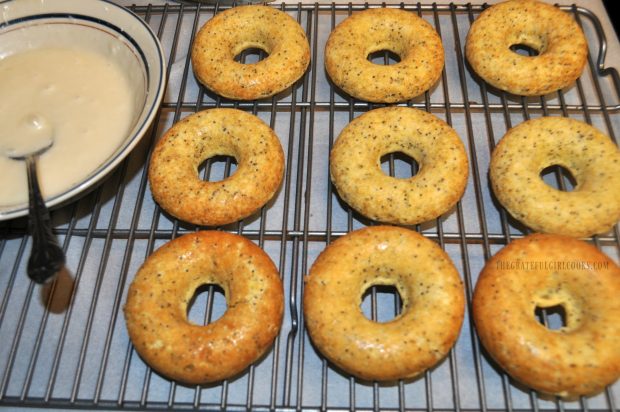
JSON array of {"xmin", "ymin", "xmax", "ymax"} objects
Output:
[
  {"xmin": 490, "ymin": 117, "xmax": 620, "ymax": 237},
  {"xmin": 465, "ymin": 0, "xmax": 587, "ymax": 96},
  {"xmin": 124, "ymin": 231, "xmax": 284, "ymax": 384},
  {"xmin": 149, "ymin": 108, "xmax": 284, "ymax": 226},
  {"xmin": 325, "ymin": 8, "xmax": 444, "ymax": 103},
  {"xmin": 191, "ymin": 5, "xmax": 310, "ymax": 100},
  {"xmin": 330, "ymin": 107, "xmax": 469, "ymax": 225},
  {"xmin": 303, "ymin": 226, "xmax": 465, "ymax": 381},
  {"xmin": 473, "ymin": 234, "xmax": 620, "ymax": 398}
]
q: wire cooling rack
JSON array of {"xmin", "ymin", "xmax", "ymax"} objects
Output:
[{"xmin": 1, "ymin": 2, "xmax": 619, "ymax": 411}]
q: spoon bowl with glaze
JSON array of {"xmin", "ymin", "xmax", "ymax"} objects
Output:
[
  {"xmin": 4, "ymin": 120, "xmax": 65, "ymax": 284},
  {"xmin": 0, "ymin": 0, "xmax": 166, "ymax": 221}
]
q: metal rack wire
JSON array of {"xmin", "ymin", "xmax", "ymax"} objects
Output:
[{"xmin": 1, "ymin": 2, "xmax": 619, "ymax": 411}]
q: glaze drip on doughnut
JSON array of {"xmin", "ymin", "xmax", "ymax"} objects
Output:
[{"xmin": 473, "ymin": 234, "xmax": 620, "ymax": 398}]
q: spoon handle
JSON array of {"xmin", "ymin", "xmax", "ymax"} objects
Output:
[{"xmin": 25, "ymin": 155, "xmax": 65, "ymax": 284}]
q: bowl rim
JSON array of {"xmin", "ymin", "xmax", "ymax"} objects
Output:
[{"xmin": 0, "ymin": 0, "xmax": 166, "ymax": 221}]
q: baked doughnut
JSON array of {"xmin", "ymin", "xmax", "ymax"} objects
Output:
[
  {"xmin": 465, "ymin": 0, "xmax": 587, "ymax": 96},
  {"xmin": 149, "ymin": 108, "xmax": 284, "ymax": 226},
  {"xmin": 490, "ymin": 116, "xmax": 620, "ymax": 237},
  {"xmin": 124, "ymin": 231, "xmax": 284, "ymax": 384},
  {"xmin": 473, "ymin": 233, "xmax": 620, "ymax": 397},
  {"xmin": 324, "ymin": 8, "xmax": 444, "ymax": 103},
  {"xmin": 330, "ymin": 107, "xmax": 468, "ymax": 225},
  {"xmin": 303, "ymin": 226, "xmax": 465, "ymax": 381},
  {"xmin": 191, "ymin": 5, "xmax": 310, "ymax": 100}
]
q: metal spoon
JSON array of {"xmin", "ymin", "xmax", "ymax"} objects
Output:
[{"xmin": 7, "ymin": 139, "xmax": 65, "ymax": 284}]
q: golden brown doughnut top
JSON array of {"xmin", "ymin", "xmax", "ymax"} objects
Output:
[
  {"xmin": 124, "ymin": 231, "xmax": 284, "ymax": 384},
  {"xmin": 304, "ymin": 226, "xmax": 465, "ymax": 381},
  {"xmin": 148, "ymin": 108, "xmax": 284, "ymax": 226},
  {"xmin": 330, "ymin": 106, "xmax": 468, "ymax": 225},
  {"xmin": 191, "ymin": 5, "xmax": 310, "ymax": 100},
  {"xmin": 474, "ymin": 233, "xmax": 620, "ymax": 397},
  {"xmin": 465, "ymin": 0, "xmax": 587, "ymax": 96},
  {"xmin": 490, "ymin": 116, "xmax": 620, "ymax": 237},
  {"xmin": 325, "ymin": 7, "xmax": 444, "ymax": 103}
]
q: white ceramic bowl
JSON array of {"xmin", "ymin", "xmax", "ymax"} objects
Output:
[{"xmin": 0, "ymin": 0, "xmax": 166, "ymax": 220}]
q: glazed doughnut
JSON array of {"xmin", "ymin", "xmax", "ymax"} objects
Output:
[
  {"xmin": 124, "ymin": 231, "xmax": 284, "ymax": 384},
  {"xmin": 149, "ymin": 108, "xmax": 284, "ymax": 226},
  {"xmin": 303, "ymin": 226, "xmax": 465, "ymax": 381},
  {"xmin": 191, "ymin": 5, "xmax": 310, "ymax": 100},
  {"xmin": 490, "ymin": 116, "xmax": 620, "ymax": 237},
  {"xmin": 330, "ymin": 107, "xmax": 468, "ymax": 225},
  {"xmin": 465, "ymin": 0, "xmax": 587, "ymax": 96},
  {"xmin": 473, "ymin": 233, "xmax": 620, "ymax": 397},
  {"xmin": 324, "ymin": 8, "xmax": 444, "ymax": 103}
]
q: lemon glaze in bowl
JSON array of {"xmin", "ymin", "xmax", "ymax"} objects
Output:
[{"xmin": 0, "ymin": 0, "xmax": 166, "ymax": 220}]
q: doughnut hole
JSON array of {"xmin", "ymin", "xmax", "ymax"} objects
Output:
[
  {"xmin": 509, "ymin": 43, "xmax": 540, "ymax": 56},
  {"xmin": 539, "ymin": 164, "xmax": 577, "ymax": 192},
  {"xmin": 360, "ymin": 283, "xmax": 404, "ymax": 323},
  {"xmin": 532, "ymin": 287, "xmax": 582, "ymax": 333},
  {"xmin": 535, "ymin": 304, "xmax": 567, "ymax": 330},
  {"xmin": 367, "ymin": 49, "xmax": 401, "ymax": 65},
  {"xmin": 508, "ymin": 33, "xmax": 547, "ymax": 56},
  {"xmin": 380, "ymin": 151, "xmax": 419, "ymax": 178},
  {"xmin": 198, "ymin": 155, "xmax": 238, "ymax": 182},
  {"xmin": 234, "ymin": 47, "xmax": 268, "ymax": 64},
  {"xmin": 186, "ymin": 283, "xmax": 227, "ymax": 325}
]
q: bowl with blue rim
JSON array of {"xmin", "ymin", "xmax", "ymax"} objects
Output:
[{"xmin": 0, "ymin": 0, "xmax": 166, "ymax": 220}]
